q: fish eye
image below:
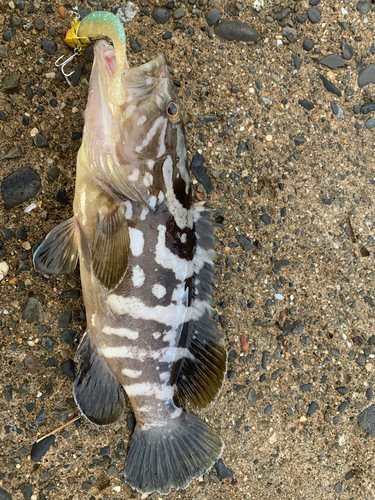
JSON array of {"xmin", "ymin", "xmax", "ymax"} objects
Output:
[{"xmin": 167, "ymin": 101, "xmax": 180, "ymax": 122}]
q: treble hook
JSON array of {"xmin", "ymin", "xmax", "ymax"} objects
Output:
[{"xmin": 55, "ymin": 48, "xmax": 82, "ymax": 86}]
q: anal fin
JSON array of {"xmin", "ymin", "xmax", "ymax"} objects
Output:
[
  {"xmin": 92, "ymin": 206, "xmax": 130, "ymax": 290},
  {"xmin": 73, "ymin": 332, "xmax": 126, "ymax": 426},
  {"xmin": 33, "ymin": 217, "xmax": 79, "ymax": 275}
]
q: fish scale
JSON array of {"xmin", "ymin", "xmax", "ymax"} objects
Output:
[{"xmin": 34, "ymin": 14, "xmax": 226, "ymax": 495}]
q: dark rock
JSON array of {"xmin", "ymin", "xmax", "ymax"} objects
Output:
[
  {"xmin": 368, "ymin": 335, "xmax": 375, "ymax": 345},
  {"xmin": 46, "ymin": 166, "xmax": 59, "ymax": 179},
  {"xmin": 35, "ymin": 18, "xmax": 45, "ymax": 30},
  {"xmin": 1, "ymin": 167, "xmax": 40, "ymax": 209},
  {"xmin": 4, "ymin": 385, "xmax": 12, "ymax": 402},
  {"xmin": 16, "ymin": 260, "xmax": 30, "ymax": 275},
  {"xmin": 16, "ymin": 227, "xmax": 27, "ymax": 240},
  {"xmin": 302, "ymin": 39, "xmax": 314, "ymax": 51},
  {"xmin": 319, "ymin": 75, "xmax": 342, "ymax": 96},
  {"xmin": 336, "ymin": 387, "xmax": 348, "ymax": 395},
  {"xmin": 31, "ymin": 435, "xmax": 56, "ymax": 461},
  {"xmin": 300, "ymin": 383, "xmax": 312, "ymax": 392},
  {"xmin": 173, "ymin": 8, "xmax": 185, "ymax": 19},
  {"xmin": 357, "ymin": 0, "xmax": 371, "ymax": 15},
  {"xmin": 151, "ymin": 7, "xmax": 171, "ymax": 24},
  {"xmin": 2, "ymin": 71, "xmax": 21, "ymax": 92},
  {"xmin": 55, "ymin": 188, "xmax": 68, "ymax": 205},
  {"xmin": 364, "ymin": 296, "xmax": 375, "ymax": 307},
  {"xmin": 0, "ymin": 487, "xmax": 12, "ymax": 500},
  {"xmin": 41, "ymin": 336, "xmax": 55, "ymax": 352},
  {"xmin": 236, "ymin": 235, "xmax": 255, "ymax": 251},
  {"xmin": 271, "ymin": 369, "xmax": 283, "ymax": 380},
  {"xmin": 25, "ymin": 84, "xmax": 34, "ymax": 100},
  {"xmin": 41, "ymin": 38, "xmax": 57, "ymax": 55},
  {"xmin": 360, "ymin": 103, "xmax": 375, "ymax": 114},
  {"xmin": 294, "ymin": 136, "xmax": 305, "ymax": 145},
  {"xmin": 274, "ymin": 9, "xmax": 290, "ymax": 21},
  {"xmin": 319, "ymin": 54, "xmax": 345, "ymax": 69},
  {"xmin": 33, "ymin": 134, "xmax": 48, "ymax": 147},
  {"xmin": 214, "ymin": 21, "xmax": 259, "ymax": 43},
  {"xmin": 61, "ymin": 289, "xmax": 80, "ymax": 299},
  {"xmin": 60, "ymin": 330, "xmax": 76, "ymax": 344},
  {"xmin": 307, "ymin": 7, "xmax": 321, "ymax": 23},
  {"xmin": 331, "ymin": 101, "xmax": 339, "ymax": 115},
  {"xmin": 60, "ymin": 359, "xmax": 75, "ymax": 381},
  {"xmin": 282, "ymin": 27, "xmax": 297, "ymax": 43},
  {"xmin": 130, "ymin": 35, "xmax": 143, "ymax": 53},
  {"xmin": 127, "ymin": 412, "xmax": 136, "ymax": 431},
  {"xmin": 0, "ymin": 110, "xmax": 7, "ymax": 120},
  {"xmin": 274, "ymin": 259, "xmax": 290, "ymax": 271},
  {"xmin": 247, "ymin": 387, "xmax": 256, "ymax": 404},
  {"xmin": 292, "ymin": 54, "xmax": 302, "ymax": 70},
  {"xmin": 339, "ymin": 401, "xmax": 348, "ymax": 413},
  {"xmin": 34, "ymin": 409, "xmax": 45, "ymax": 425},
  {"xmin": 78, "ymin": 6, "xmax": 91, "ymax": 19},
  {"xmin": 307, "ymin": 401, "xmax": 318, "ymax": 415},
  {"xmin": 358, "ymin": 64, "xmax": 375, "ymax": 88},
  {"xmin": 341, "ymin": 40, "xmax": 354, "ymax": 60},
  {"xmin": 58, "ymin": 311, "xmax": 72, "ymax": 328},
  {"xmin": 70, "ymin": 62, "xmax": 85, "ymax": 87},
  {"xmin": 218, "ymin": 316, "xmax": 228, "ymax": 328},
  {"xmin": 71, "ymin": 131, "xmax": 82, "ymax": 140},
  {"xmin": 282, "ymin": 319, "xmax": 305, "ymax": 335},
  {"xmin": 298, "ymin": 99, "xmax": 314, "ymax": 110},
  {"xmin": 205, "ymin": 8, "xmax": 221, "ymax": 26},
  {"xmin": 0, "ymin": 228, "xmax": 14, "ymax": 240},
  {"xmin": 85, "ymin": 45, "xmax": 94, "ymax": 63},
  {"xmin": 364, "ymin": 118, "xmax": 375, "ymax": 130},
  {"xmin": 3, "ymin": 30, "xmax": 15, "ymax": 42},
  {"xmin": 358, "ymin": 403, "xmax": 375, "ymax": 434},
  {"xmin": 99, "ymin": 445, "xmax": 110, "ymax": 456},
  {"xmin": 190, "ymin": 153, "xmax": 213, "ymax": 194},
  {"xmin": 214, "ymin": 458, "xmax": 235, "ymax": 479},
  {"xmin": 225, "ymin": 4, "xmax": 240, "ymax": 17},
  {"xmin": 22, "ymin": 297, "xmax": 44, "ymax": 323},
  {"xmin": 19, "ymin": 483, "xmax": 32, "ymax": 500}
]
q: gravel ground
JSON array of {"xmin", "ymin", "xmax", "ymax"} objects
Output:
[{"xmin": 1, "ymin": 0, "xmax": 375, "ymax": 499}]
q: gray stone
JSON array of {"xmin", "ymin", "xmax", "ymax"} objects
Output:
[
  {"xmin": 0, "ymin": 145, "xmax": 23, "ymax": 161},
  {"xmin": 247, "ymin": 387, "xmax": 257, "ymax": 404},
  {"xmin": 23, "ymin": 297, "xmax": 45, "ymax": 323},
  {"xmin": 41, "ymin": 37, "xmax": 57, "ymax": 55},
  {"xmin": 214, "ymin": 21, "xmax": 259, "ymax": 43},
  {"xmin": 205, "ymin": 8, "xmax": 221, "ymax": 26},
  {"xmin": 31, "ymin": 435, "xmax": 56, "ymax": 462},
  {"xmin": 341, "ymin": 40, "xmax": 354, "ymax": 60},
  {"xmin": 0, "ymin": 45, "xmax": 9, "ymax": 58},
  {"xmin": 214, "ymin": 458, "xmax": 235, "ymax": 479},
  {"xmin": 129, "ymin": 35, "xmax": 143, "ymax": 53},
  {"xmin": 357, "ymin": 0, "xmax": 371, "ymax": 15},
  {"xmin": 0, "ymin": 487, "xmax": 12, "ymax": 500},
  {"xmin": 364, "ymin": 118, "xmax": 375, "ymax": 130},
  {"xmin": 33, "ymin": 134, "xmax": 48, "ymax": 147},
  {"xmin": 307, "ymin": 7, "xmax": 321, "ymax": 23},
  {"xmin": 319, "ymin": 54, "xmax": 345, "ymax": 69},
  {"xmin": 358, "ymin": 403, "xmax": 375, "ymax": 435},
  {"xmin": 358, "ymin": 64, "xmax": 375, "ymax": 88},
  {"xmin": 3, "ymin": 30, "xmax": 15, "ymax": 42},
  {"xmin": 1, "ymin": 166, "xmax": 40, "ymax": 208},
  {"xmin": 236, "ymin": 235, "xmax": 255, "ymax": 251},
  {"xmin": 173, "ymin": 8, "xmax": 185, "ymax": 19},
  {"xmin": 19, "ymin": 483, "xmax": 32, "ymax": 500},
  {"xmin": 151, "ymin": 7, "xmax": 171, "ymax": 24},
  {"xmin": 35, "ymin": 18, "xmax": 45, "ymax": 30},
  {"xmin": 41, "ymin": 336, "xmax": 55, "ymax": 352},
  {"xmin": 282, "ymin": 27, "xmax": 297, "ymax": 43},
  {"xmin": 52, "ymin": 409, "xmax": 69, "ymax": 421},
  {"xmin": 2, "ymin": 71, "xmax": 21, "ymax": 92},
  {"xmin": 70, "ymin": 62, "xmax": 85, "ymax": 87}
]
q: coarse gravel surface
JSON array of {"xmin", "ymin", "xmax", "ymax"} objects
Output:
[{"xmin": 1, "ymin": 0, "xmax": 375, "ymax": 499}]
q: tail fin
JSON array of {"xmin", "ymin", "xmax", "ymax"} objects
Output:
[{"xmin": 125, "ymin": 411, "xmax": 224, "ymax": 494}]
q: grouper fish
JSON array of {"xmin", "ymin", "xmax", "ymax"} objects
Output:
[{"xmin": 34, "ymin": 11, "xmax": 226, "ymax": 494}]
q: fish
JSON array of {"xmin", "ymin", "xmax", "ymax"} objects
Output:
[{"xmin": 34, "ymin": 18, "xmax": 226, "ymax": 494}]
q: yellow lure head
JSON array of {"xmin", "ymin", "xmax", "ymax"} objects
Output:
[{"xmin": 64, "ymin": 19, "xmax": 91, "ymax": 50}]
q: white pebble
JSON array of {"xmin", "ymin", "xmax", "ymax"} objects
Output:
[
  {"xmin": 45, "ymin": 72, "xmax": 56, "ymax": 79},
  {"xmin": 0, "ymin": 262, "xmax": 9, "ymax": 278},
  {"xmin": 25, "ymin": 203, "xmax": 37, "ymax": 213},
  {"xmin": 275, "ymin": 293, "xmax": 284, "ymax": 300},
  {"xmin": 341, "ymin": 7, "xmax": 348, "ymax": 14}
]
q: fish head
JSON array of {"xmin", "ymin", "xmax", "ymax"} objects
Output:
[{"xmin": 85, "ymin": 40, "xmax": 188, "ymax": 207}]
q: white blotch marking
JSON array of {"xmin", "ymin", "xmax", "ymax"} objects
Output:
[
  {"xmin": 180, "ymin": 233, "xmax": 187, "ymax": 243},
  {"xmin": 124, "ymin": 200, "xmax": 132, "ymax": 219},
  {"xmin": 129, "ymin": 228, "xmax": 144, "ymax": 256},
  {"xmin": 132, "ymin": 265, "xmax": 145, "ymax": 288},
  {"xmin": 159, "ymin": 371, "xmax": 170, "ymax": 382},
  {"xmin": 122, "ymin": 368, "xmax": 143, "ymax": 378},
  {"xmin": 138, "ymin": 115, "xmax": 147, "ymax": 125},
  {"xmin": 163, "ymin": 156, "xmax": 193, "ymax": 229},
  {"xmin": 155, "ymin": 225, "xmax": 192, "ymax": 281},
  {"xmin": 176, "ymin": 127, "xmax": 190, "ymax": 193},
  {"xmin": 125, "ymin": 104, "xmax": 136, "ymax": 118},
  {"xmin": 91, "ymin": 313, "xmax": 97, "ymax": 327},
  {"xmin": 135, "ymin": 116, "xmax": 165, "ymax": 154},
  {"xmin": 140, "ymin": 209, "xmax": 148, "ymax": 220},
  {"xmin": 152, "ymin": 283, "xmax": 167, "ymax": 299},
  {"xmin": 128, "ymin": 168, "xmax": 139, "ymax": 181},
  {"xmin": 123, "ymin": 383, "xmax": 174, "ymax": 400},
  {"xmin": 144, "ymin": 172, "xmax": 153, "ymax": 187},
  {"xmin": 103, "ymin": 326, "xmax": 139, "ymax": 339},
  {"xmin": 158, "ymin": 190, "xmax": 164, "ymax": 204},
  {"xmin": 147, "ymin": 159, "xmax": 155, "ymax": 170},
  {"xmin": 170, "ymin": 407, "xmax": 182, "ymax": 419},
  {"xmin": 153, "ymin": 331, "xmax": 161, "ymax": 339},
  {"xmin": 149, "ymin": 196, "xmax": 157, "ymax": 210}
]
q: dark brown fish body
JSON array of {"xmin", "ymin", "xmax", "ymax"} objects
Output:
[{"xmin": 34, "ymin": 39, "xmax": 226, "ymax": 494}]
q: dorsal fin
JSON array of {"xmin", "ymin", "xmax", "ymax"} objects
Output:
[
  {"xmin": 173, "ymin": 207, "xmax": 226, "ymax": 410},
  {"xmin": 92, "ymin": 205, "xmax": 130, "ymax": 290}
]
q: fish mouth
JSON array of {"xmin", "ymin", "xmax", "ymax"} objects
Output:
[{"xmin": 94, "ymin": 39, "xmax": 167, "ymax": 95}]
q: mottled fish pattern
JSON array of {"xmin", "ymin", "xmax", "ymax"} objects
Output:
[{"xmin": 34, "ymin": 39, "xmax": 226, "ymax": 494}]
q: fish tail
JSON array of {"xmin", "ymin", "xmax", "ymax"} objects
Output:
[{"xmin": 124, "ymin": 411, "xmax": 224, "ymax": 494}]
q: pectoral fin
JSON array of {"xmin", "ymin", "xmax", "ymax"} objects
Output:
[
  {"xmin": 92, "ymin": 206, "xmax": 130, "ymax": 290},
  {"xmin": 33, "ymin": 217, "xmax": 79, "ymax": 275}
]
